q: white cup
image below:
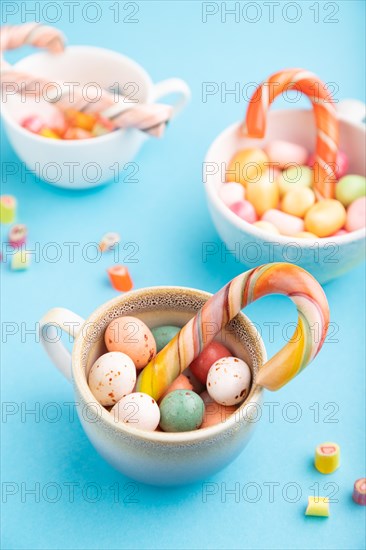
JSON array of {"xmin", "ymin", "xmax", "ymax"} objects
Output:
[{"xmin": 1, "ymin": 46, "xmax": 190, "ymax": 189}]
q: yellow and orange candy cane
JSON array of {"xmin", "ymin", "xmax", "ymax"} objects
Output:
[
  {"xmin": 240, "ymin": 68, "xmax": 339, "ymax": 199},
  {"xmin": 136, "ymin": 263, "xmax": 330, "ymax": 401}
]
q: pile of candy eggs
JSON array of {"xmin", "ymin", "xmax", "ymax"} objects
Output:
[
  {"xmin": 220, "ymin": 140, "xmax": 366, "ymax": 238},
  {"xmin": 21, "ymin": 108, "xmax": 114, "ymax": 140},
  {"xmin": 87, "ymin": 316, "xmax": 252, "ymax": 432}
]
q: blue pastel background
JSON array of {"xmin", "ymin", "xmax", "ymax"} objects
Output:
[{"xmin": 1, "ymin": 1, "xmax": 365, "ymax": 549}]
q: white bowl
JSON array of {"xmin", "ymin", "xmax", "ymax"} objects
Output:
[
  {"xmin": 1, "ymin": 46, "xmax": 190, "ymax": 189},
  {"xmin": 203, "ymin": 107, "xmax": 366, "ymax": 284}
]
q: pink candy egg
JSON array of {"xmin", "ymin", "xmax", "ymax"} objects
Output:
[
  {"xmin": 88, "ymin": 351, "xmax": 136, "ymax": 406},
  {"xmin": 219, "ymin": 182, "xmax": 245, "ymax": 206},
  {"xmin": 308, "ymin": 150, "xmax": 349, "ymax": 179},
  {"xmin": 189, "ymin": 341, "xmax": 232, "ymax": 384},
  {"xmin": 159, "ymin": 374, "xmax": 193, "ymax": 401},
  {"xmin": 265, "ymin": 140, "xmax": 308, "ymax": 168},
  {"xmin": 346, "ymin": 197, "xmax": 366, "ymax": 232},
  {"xmin": 230, "ymin": 200, "xmax": 258, "ymax": 223},
  {"xmin": 262, "ymin": 209, "xmax": 304, "ymax": 236},
  {"xmin": 200, "ymin": 391, "xmax": 237, "ymax": 429},
  {"xmin": 105, "ymin": 316, "xmax": 157, "ymax": 370}
]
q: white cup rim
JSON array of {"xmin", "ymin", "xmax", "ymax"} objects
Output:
[
  {"xmin": 204, "ymin": 111, "xmax": 366, "ymax": 247},
  {"xmin": 1, "ymin": 45, "xmax": 153, "ymax": 146},
  {"xmin": 72, "ymin": 285, "xmax": 265, "ymax": 445}
]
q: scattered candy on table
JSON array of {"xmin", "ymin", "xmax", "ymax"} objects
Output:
[
  {"xmin": 0, "ymin": 195, "xmax": 17, "ymax": 224},
  {"xmin": 305, "ymin": 496, "xmax": 330, "ymax": 517},
  {"xmin": 88, "ymin": 351, "xmax": 136, "ymax": 406},
  {"xmin": 111, "ymin": 392, "xmax": 160, "ymax": 431},
  {"xmin": 11, "ymin": 249, "xmax": 30, "ymax": 271},
  {"xmin": 105, "ymin": 316, "xmax": 156, "ymax": 370},
  {"xmin": 107, "ymin": 265, "xmax": 133, "ymax": 292},
  {"xmin": 314, "ymin": 442, "xmax": 340, "ymax": 474},
  {"xmin": 151, "ymin": 325, "xmax": 180, "ymax": 352},
  {"xmin": 99, "ymin": 232, "xmax": 120, "ymax": 252},
  {"xmin": 8, "ymin": 224, "xmax": 27, "ymax": 248},
  {"xmin": 206, "ymin": 357, "xmax": 251, "ymax": 406},
  {"xmin": 352, "ymin": 478, "xmax": 366, "ymax": 505},
  {"xmin": 159, "ymin": 390, "xmax": 205, "ymax": 432}
]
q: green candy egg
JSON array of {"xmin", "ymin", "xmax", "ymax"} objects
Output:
[
  {"xmin": 277, "ymin": 165, "xmax": 313, "ymax": 197},
  {"xmin": 159, "ymin": 390, "xmax": 205, "ymax": 432},
  {"xmin": 335, "ymin": 175, "xmax": 366, "ymax": 207},
  {"xmin": 151, "ymin": 325, "xmax": 180, "ymax": 352}
]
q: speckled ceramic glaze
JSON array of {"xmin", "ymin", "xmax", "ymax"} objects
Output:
[
  {"xmin": 40, "ymin": 287, "xmax": 265, "ymax": 486},
  {"xmin": 204, "ymin": 107, "xmax": 366, "ymax": 284}
]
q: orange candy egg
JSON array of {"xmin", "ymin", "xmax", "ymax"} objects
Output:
[
  {"xmin": 305, "ymin": 199, "xmax": 347, "ymax": 237},
  {"xmin": 226, "ymin": 148, "xmax": 268, "ymax": 187},
  {"xmin": 246, "ymin": 171, "xmax": 279, "ymax": 216}
]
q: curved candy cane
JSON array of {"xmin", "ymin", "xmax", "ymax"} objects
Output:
[
  {"xmin": 136, "ymin": 263, "xmax": 330, "ymax": 400},
  {"xmin": 0, "ymin": 23, "xmax": 173, "ymax": 137},
  {"xmin": 240, "ymin": 68, "xmax": 339, "ymax": 199}
]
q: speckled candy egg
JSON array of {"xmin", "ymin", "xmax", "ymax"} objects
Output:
[
  {"xmin": 207, "ymin": 357, "xmax": 251, "ymax": 406},
  {"xmin": 151, "ymin": 325, "xmax": 180, "ymax": 352},
  {"xmin": 111, "ymin": 392, "xmax": 160, "ymax": 431},
  {"xmin": 189, "ymin": 341, "xmax": 232, "ymax": 384},
  {"xmin": 88, "ymin": 352, "xmax": 136, "ymax": 406},
  {"xmin": 159, "ymin": 390, "xmax": 205, "ymax": 432},
  {"xmin": 105, "ymin": 316, "xmax": 156, "ymax": 369}
]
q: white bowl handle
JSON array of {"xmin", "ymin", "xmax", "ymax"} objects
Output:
[
  {"xmin": 151, "ymin": 78, "xmax": 191, "ymax": 118},
  {"xmin": 39, "ymin": 308, "xmax": 85, "ymax": 382},
  {"xmin": 336, "ymin": 99, "xmax": 366, "ymax": 126}
]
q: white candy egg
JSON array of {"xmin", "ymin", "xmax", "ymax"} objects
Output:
[
  {"xmin": 88, "ymin": 352, "xmax": 136, "ymax": 406},
  {"xmin": 207, "ymin": 356, "xmax": 251, "ymax": 406},
  {"xmin": 111, "ymin": 392, "xmax": 160, "ymax": 431}
]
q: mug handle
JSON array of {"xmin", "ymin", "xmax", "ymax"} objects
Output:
[
  {"xmin": 151, "ymin": 78, "xmax": 191, "ymax": 118},
  {"xmin": 39, "ymin": 308, "xmax": 85, "ymax": 382}
]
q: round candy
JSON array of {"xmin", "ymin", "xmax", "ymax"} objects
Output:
[
  {"xmin": 308, "ymin": 150, "xmax": 349, "ymax": 179},
  {"xmin": 151, "ymin": 325, "xmax": 180, "ymax": 352},
  {"xmin": 111, "ymin": 392, "xmax": 160, "ymax": 431},
  {"xmin": 88, "ymin": 351, "xmax": 136, "ymax": 406},
  {"xmin": 261, "ymin": 209, "xmax": 304, "ymax": 236},
  {"xmin": 200, "ymin": 391, "xmax": 237, "ymax": 429},
  {"xmin": 246, "ymin": 171, "xmax": 279, "ymax": 216},
  {"xmin": 305, "ymin": 199, "xmax": 347, "ymax": 237},
  {"xmin": 230, "ymin": 200, "xmax": 258, "ymax": 223},
  {"xmin": 105, "ymin": 316, "xmax": 156, "ymax": 370},
  {"xmin": 277, "ymin": 165, "xmax": 313, "ymax": 197},
  {"xmin": 226, "ymin": 148, "xmax": 268, "ymax": 186},
  {"xmin": 345, "ymin": 196, "xmax": 366, "ymax": 232},
  {"xmin": 189, "ymin": 341, "xmax": 232, "ymax": 384},
  {"xmin": 336, "ymin": 175, "xmax": 366, "ymax": 207},
  {"xmin": 265, "ymin": 140, "xmax": 308, "ymax": 168},
  {"xmin": 159, "ymin": 390, "xmax": 205, "ymax": 432},
  {"xmin": 159, "ymin": 374, "xmax": 193, "ymax": 401},
  {"xmin": 353, "ymin": 478, "xmax": 366, "ymax": 505},
  {"xmin": 219, "ymin": 182, "xmax": 245, "ymax": 206},
  {"xmin": 281, "ymin": 187, "xmax": 315, "ymax": 218},
  {"xmin": 253, "ymin": 220, "xmax": 280, "ymax": 234},
  {"xmin": 207, "ymin": 357, "xmax": 251, "ymax": 406},
  {"xmin": 294, "ymin": 231, "xmax": 318, "ymax": 239}
]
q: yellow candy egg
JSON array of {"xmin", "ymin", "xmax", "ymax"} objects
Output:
[
  {"xmin": 281, "ymin": 187, "xmax": 316, "ymax": 218},
  {"xmin": 253, "ymin": 221, "xmax": 280, "ymax": 234},
  {"xmin": 295, "ymin": 231, "xmax": 318, "ymax": 239},
  {"xmin": 277, "ymin": 165, "xmax": 313, "ymax": 197},
  {"xmin": 246, "ymin": 171, "xmax": 279, "ymax": 216},
  {"xmin": 226, "ymin": 148, "xmax": 268, "ymax": 187},
  {"xmin": 305, "ymin": 199, "xmax": 346, "ymax": 237}
]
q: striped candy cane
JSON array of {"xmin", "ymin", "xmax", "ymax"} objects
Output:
[
  {"xmin": 240, "ymin": 68, "xmax": 339, "ymax": 199},
  {"xmin": 136, "ymin": 263, "xmax": 330, "ymax": 400}
]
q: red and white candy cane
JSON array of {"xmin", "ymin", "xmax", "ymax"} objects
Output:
[
  {"xmin": 0, "ymin": 23, "xmax": 173, "ymax": 137},
  {"xmin": 241, "ymin": 68, "xmax": 339, "ymax": 199}
]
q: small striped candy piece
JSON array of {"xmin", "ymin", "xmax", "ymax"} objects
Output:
[
  {"xmin": 8, "ymin": 224, "xmax": 27, "ymax": 248},
  {"xmin": 107, "ymin": 265, "xmax": 133, "ymax": 292},
  {"xmin": 305, "ymin": 496, "xmax": 329, "ymax": 517},
  {"xmin": 314, "ymin": 442, "xmax": 340, "ymax": 474},
  {"xmin": 99, "ymin": 232, "xmax": 120, "ymax": 252},
  {"xmin": 0, "ymin": 195, "xmax": 17, "ymax": 224},
  {"xmin": 353, "ymin": 478, "xmax": 366, "ymax": 505}
]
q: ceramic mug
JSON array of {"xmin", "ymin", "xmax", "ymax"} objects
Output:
[
  {"xmin": 1, "ymin": 46, "xmax": 190, "ymax": 189},
  {"xmin": 203, "ymin": 102, "xmax": 366, "ymax": 284},
  {"xmin": 39, "ymin": 272, "xmax": 325, "ymax": 486}
]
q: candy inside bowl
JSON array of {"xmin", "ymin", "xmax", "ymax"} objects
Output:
[{"xmin": 203, "ymin": 69, "xmax": 366, "ymax": 284}]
